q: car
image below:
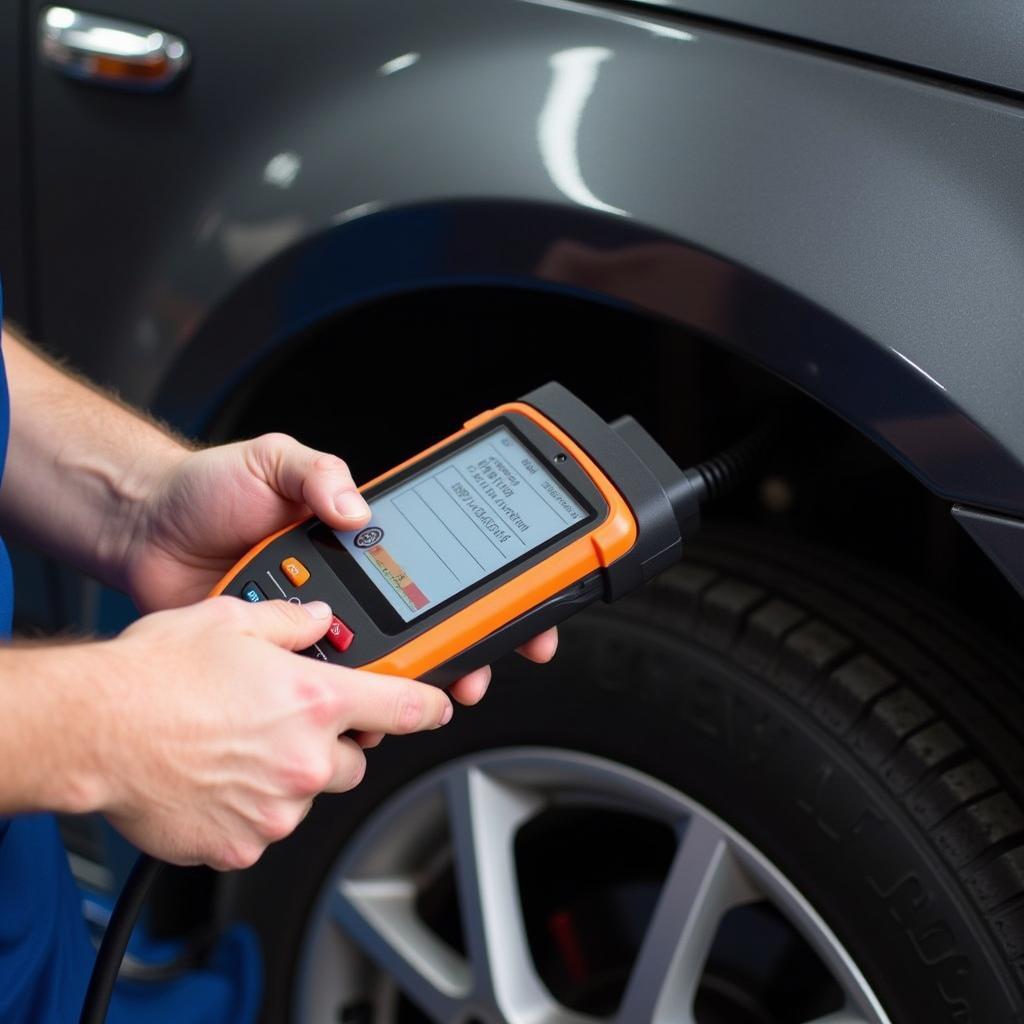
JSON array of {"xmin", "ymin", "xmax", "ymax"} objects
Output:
[{"xmin": 4, "ymin": 2, "xmax": 1024, "ymax": 1021}]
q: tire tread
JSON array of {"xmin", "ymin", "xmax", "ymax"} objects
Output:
[{"xmin": 620, "ymin": 530, "xmax": 1024, "ymax": 976}]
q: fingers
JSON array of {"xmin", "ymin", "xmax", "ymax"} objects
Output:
[
  {"xmin": 325, "ymin": 735, "xmax": 368, "ymax": 793},
  {"xmin": 449, "ymin": 665, "xmax": 492, "ymax": 707},
  {"xmin": 213, "ymin": 595, "xmax": 333, "ymax": 651},
  {"xmin": 351, "ymin": 730, "xmax": 385, "ymax": 749},
  {"xmin": 516, "ymin": 627, "xmax": 558, "ymax": 664},
  {"xmin": 318, "ymin": 666, "xmax": 453, "ymax": 735},
  {"xmin": 247, "ymin": 433, "xmax": 370, "ymax": 530},
  {"xmin": 446, "ymin": 628, "xmax": 557, "ymax": 705}
]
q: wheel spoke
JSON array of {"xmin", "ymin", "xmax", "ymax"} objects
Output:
[
  {"xmin": 446, "ymin": 764, "xmax": 595, "ymax": 1024},
  {"xmin": 332, "ymin": 876, "xmax": 468, "ymax": 1024},
  {"xmin": 615, "ymin": 813, "xmax": 760, "ymax": 1024}
]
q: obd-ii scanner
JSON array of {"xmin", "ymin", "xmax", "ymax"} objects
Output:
[
  {"xmin": 211, "ymin": 382, "xmax": 702, "ymax": 685},
  {"xmin": 80, "ymin": 382, "xmax": 770, "ymax": 1024}
]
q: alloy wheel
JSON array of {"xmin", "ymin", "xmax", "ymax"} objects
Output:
[{"xmin": 295, "ymin": 749, "xmax": 890, "ymax": 1024}]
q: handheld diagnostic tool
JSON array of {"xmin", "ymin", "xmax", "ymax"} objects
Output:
[{"xmin": 212, "ymin": 382, "xmax": 701, "ymax": 684}]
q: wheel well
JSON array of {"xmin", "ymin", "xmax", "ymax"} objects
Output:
[{"xmin": 210, "ymin": 284, "xmax": 1023, "ymax": 643}]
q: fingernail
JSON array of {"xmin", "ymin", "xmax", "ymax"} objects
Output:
[
  {"xmin": 335, "ymin": 490, "xmax": 370, "ymax": 520},
  {"xmin": 439, "ymin": 702, "xmax": 453, "ymax": 726},
  {"xmin": 304, "ymin": 601, "xmax": 331, "ymax": 619}
]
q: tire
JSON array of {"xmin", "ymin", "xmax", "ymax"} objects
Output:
[{"xmin": 228, "ymin": 530, "xmax": 1024, "ymax": 1023}]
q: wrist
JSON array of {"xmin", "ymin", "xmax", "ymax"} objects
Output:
[
  {"xmin": 66, "ymin": 638, "xmax": 137, "ymax": 817},
  {"xmin": 100, "ymin": 441, "xmax": 191, "ymax": 592},
  {"xmin": 4, "ymin": 641, "xmax": 118, "ymax": 815},
  {"xmin": 0, "ymin": 334, "xmax": 195, "ymax": 589}
]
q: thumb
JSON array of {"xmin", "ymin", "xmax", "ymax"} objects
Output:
[
  {"xmin": 228, "ymin": 597, "xmax": 334, "ymax": 651},
  {"xmin": 245, "ymin": 433, "xmax": 370, "ymax": 530}
]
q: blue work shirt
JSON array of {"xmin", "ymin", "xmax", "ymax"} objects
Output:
[{"xmin": 0, "ymin": 290, "xmax": 261, "ymax": 1021}]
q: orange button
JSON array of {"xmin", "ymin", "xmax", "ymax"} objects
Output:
[{"xmin": 280, "ymin": 556, "xmax": 310, "ymax": 587}]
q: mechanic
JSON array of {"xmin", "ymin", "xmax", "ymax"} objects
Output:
[{"xmin": 0, "ymin": 311, "xmax": 557, "ymax": 1021}]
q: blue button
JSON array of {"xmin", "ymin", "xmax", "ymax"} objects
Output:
[{"xmin": 240, "ymin": 580, "xmax": 266, "ymax": 602}]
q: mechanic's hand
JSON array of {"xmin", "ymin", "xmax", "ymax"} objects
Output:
[
  {"xmin": 96, "ymin": 596, "xmax": 453, "ymax": 869},
  {"xmin": 121, "ymin": 433, "xmax": 557, "ymax": 708}
]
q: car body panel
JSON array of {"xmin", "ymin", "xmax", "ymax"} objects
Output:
[
  {"xmin": 20, "ymin": 0, "xmax": 1024, "ymax": 518},
  {"xmin": 635, "ymin": 0, "xmax": 1024, "ymax": 96},
  {"xmin": 954, "ymin": 506, "xmax": 1024, "ymax": 601}
]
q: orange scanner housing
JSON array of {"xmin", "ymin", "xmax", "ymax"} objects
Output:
[{"xmin": 210, "ymin": 401, "xmax": 638, "ymax": 680}]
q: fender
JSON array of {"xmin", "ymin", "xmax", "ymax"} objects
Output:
[
  {"xmin": 26, "ymin": 1, "xmax": 1024, "ymax": 539},
  {"xmin": 153, "ymin": 198, "xmax": 1024, "ymax": 522},
  {"xmin": 628, "ymin": 0, "xmax": 1024, "ymax": 96}
]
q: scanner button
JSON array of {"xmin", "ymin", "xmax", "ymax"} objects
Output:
[
  {"xmin": 325, "ymin": 615, "xmax": 354, "ymax": 653},
  {"xmin": 280, "ymin": 557, "xmax": 310, "ymax": 587},
  {"xmin": 240, "ymin": 580, "xmax": 266, "ymax": 602}
]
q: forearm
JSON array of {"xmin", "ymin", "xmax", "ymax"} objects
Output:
[
  {"xmin": 0, "ymin": 328, "xmax": 190, "ymax": 588},
  {"xmin": 0, "ymin": 640, "xmax": 111, "ymax": 815}
]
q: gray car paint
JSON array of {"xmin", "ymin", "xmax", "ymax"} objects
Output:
[
  {"xmin": 16, "ymin": 1, "xmax": 1024, "ymax": 522},
  {"xmin": 636, "ymin": 0, "xmax": 1024, "ymax": 97}
]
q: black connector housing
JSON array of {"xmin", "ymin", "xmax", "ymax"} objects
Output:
[{"xmin": 523, "ymin": 382, "xmax": 701, "ymax": 600}]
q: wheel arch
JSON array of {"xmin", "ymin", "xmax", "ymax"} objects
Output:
[{"xmin": 152, "ymin": 196, "xmax": 1024, "ymax": 517}]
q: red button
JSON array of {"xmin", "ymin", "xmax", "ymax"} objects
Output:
[{"xmin": 325, "ymin": 615, "xmax": 354, "ymax": 653}]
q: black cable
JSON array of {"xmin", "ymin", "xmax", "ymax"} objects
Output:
[
  {"xmin": 79, "ymin": 853, "xmax": 164, "ymax": 1024},
  {"xmin": 685, "ymin": 417, "xmax": 779, "ymax": 504}
]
